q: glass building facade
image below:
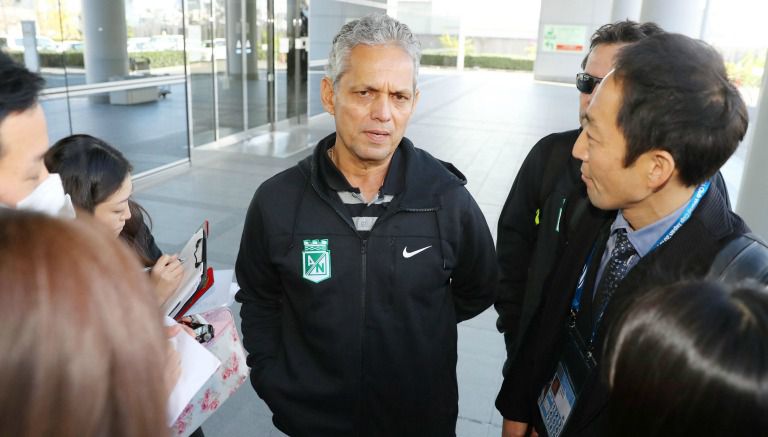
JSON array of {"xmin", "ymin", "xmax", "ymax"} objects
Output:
[{"xmin": 0, "ymin": 0, "xmax": 388, "ymax": 175}]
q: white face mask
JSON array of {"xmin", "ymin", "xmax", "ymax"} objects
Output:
[{"xmin": 14, "ymin": 173, "xmax": 76, "ymax": 219}]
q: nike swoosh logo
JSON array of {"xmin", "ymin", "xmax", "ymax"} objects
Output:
[{"xmin": 403, "ymin": 245, "xmax": 432, "ymax": 258}]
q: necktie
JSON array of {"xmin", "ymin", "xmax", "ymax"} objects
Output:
[{"xmin": 593, "ymin": 229, "xmax": 637, "ymax": 324}]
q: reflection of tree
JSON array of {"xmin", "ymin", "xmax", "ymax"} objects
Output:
[
  {"xmin": 36, "ymin": 0, "xmax": 81, "ymax": 40},
  {"xmin": 439, "ymin": 34, "xmax": 474, "ymax": 55},
  {"xmin": 724, "ymin": 49, "xmax": 766, "ymax": 88}
]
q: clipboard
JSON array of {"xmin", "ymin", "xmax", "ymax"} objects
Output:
[{"xmin": 161, "ymin": 221, "xmax": 213, "ymax": 319}]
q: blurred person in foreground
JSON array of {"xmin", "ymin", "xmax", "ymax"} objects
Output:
[
  {"xmin": 602, "ymin": 279, "xmax": 768, "ymax": 437},
  {"xmin": 0, "ymin": 210, "xmax": 173, "ymax": 437}
]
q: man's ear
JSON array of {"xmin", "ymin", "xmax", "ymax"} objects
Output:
[
  {"xmin": 647, "ymin": 149, "xmax": 677, "ymax": 189},
  {"xmin": 320, "ymin": 77, "xmax": 335, "ymax": 115}
]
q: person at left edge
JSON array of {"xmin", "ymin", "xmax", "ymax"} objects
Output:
[
  {"xmin": 0, "ymin": 51, "xmax": 74, "ymax": 218},
  {"xmin": 235, "ymin": 13, "xmax": 497, "ymax": 437}
]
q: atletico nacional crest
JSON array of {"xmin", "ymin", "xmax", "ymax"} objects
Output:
[{"xmin": 302, "ymin": 239, "xmax": 331, "ymax": 283}]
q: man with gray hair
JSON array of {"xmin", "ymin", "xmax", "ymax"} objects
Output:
[{"xmin": 236, "ymin": 13, "xmax": 497, "ymax": 436}]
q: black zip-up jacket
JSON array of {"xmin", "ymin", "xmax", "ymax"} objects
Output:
[
  {"xmin": 496, "ymin": 186, "xmax": 745, "ymax": 436},
  {"xmin": 495, "ymin": 129, "xmax": 581, "ymax": 369},
  {"xmin": 494, "ymin": 128, "xmax": 732, "ymax": 372},
  {"xmin": 235, "ymin": 134, "xmax": 498, "ymax": 437}
]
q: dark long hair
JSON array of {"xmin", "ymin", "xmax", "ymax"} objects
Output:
[
  {"xmin": 602, "ymin": 280, "xmax": 768, "ymax": 436},
  {"xmin": 45, "ymin": 134, "xmax": 155, "ymax": 265}
]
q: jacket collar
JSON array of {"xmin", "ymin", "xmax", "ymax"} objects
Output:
[{"xmin": 299, "ymin": 132, "xmax": 466, "ymax": 210}]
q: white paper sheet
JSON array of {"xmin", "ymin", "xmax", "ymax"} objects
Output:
[
  {"xmin": 162, "ymin": 225, "xmax": 206, "ymax": 316},
  {"xmin": 164, "ymin": 316, "xmax": 221, "ymax": 426}
]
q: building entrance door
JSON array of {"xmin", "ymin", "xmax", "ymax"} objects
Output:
[{"xmin": 185, "ymin": 0, "xmax": 307, "ymax": 148}]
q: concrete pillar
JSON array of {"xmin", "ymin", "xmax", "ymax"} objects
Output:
[
  {"xmin": 533, "ymin": 0, "xmax": 612, "ymax": 83},
  {"xmin": 82, "ymin": 0, "xmax": 128, "ymax": 86},
  {"xmin": 611, "ymin": 0, "xmax": 643, "ymax": 22},
  {"xmin": 736, "ymin": 52, "xmax": 768, "ymax": 239},
  {"xmin": 387, "ymin": 0, "xmax": 398, "ymax": 18},
  {"xmin": 245, "ymin": 0, "xmax": 260, "ymax": 80},
  {"xmin": 639, "ymin": 0, "xmax": 707, "ymax": 37},
  {"xmin": 20, "ymin": 20, "xmax": 39, "ymax": 72},
  {"xmin": 457, "ymin": 15, "xmax": 465, "ymax": 71},
  {"xmin": 226, "ymin": 0, "xmax": 244, "ymax": 75}
]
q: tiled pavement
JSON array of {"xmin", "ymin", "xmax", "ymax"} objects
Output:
[{"xmin": 133, "ymin": 68, "xmax": 579, "ymax": 437}]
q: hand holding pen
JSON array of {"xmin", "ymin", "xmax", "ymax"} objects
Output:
[{"xmin": 148, "ymin": 254, "xmax": 184, "ymax": 307}]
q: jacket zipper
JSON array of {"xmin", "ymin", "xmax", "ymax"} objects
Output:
[
  {"xmin": 309, "ymin": 177, "xmax": 441, "ymax": 431},
  {"xmin": 359, "ymin": 239, "xmax": 367, "ymax": 430},
  {"xmin": 402, "ymin": 207, "xmax": 439, "ymax": 213}
]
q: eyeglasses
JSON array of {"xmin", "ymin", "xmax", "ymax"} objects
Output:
[{"xmin": 576, "ymin": 72, "xmax": 603, "ymax": 94}]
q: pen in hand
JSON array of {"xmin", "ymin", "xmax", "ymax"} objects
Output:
[{"xmin": 143, "ymin": 257, "xmax": 185, "ymax": 273}]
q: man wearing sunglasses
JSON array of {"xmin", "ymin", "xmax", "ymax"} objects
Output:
[
  {"xmin": 496, "ymin": 32, "xmax": 749, "ymax": 437},
  {"xmin": 494, "ymin": 20, "xmax": 663, "ymax": 390}
]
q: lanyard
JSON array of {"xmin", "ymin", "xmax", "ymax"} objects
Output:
[{"xmin": 568, "ymin": 181, "xmax": 711, "ymax": 345}]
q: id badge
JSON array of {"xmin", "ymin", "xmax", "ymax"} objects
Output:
[
  {"xmin": 537, "ymin": 328, "xmax": 597, "ymax": 437},
  {"xmin": 537, "ymin": 361, "xmax": 576, "ymax": 437}
]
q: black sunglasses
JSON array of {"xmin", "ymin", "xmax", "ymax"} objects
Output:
[{"xmin": 576, "ymin": 72, "xmax": 603, "ymax": 94}]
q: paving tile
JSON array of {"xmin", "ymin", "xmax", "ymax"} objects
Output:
[
  {"xmin": 457, "ymin": 417, "xmax": 489, "ymax": 437},
  {"xmin": 486, "ymin": 424, "xmax": 503, "ymax": 437}
]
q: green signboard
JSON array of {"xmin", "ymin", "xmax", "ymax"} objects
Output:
[{"xmin": 542, "ymin": 25, "xmax": 587, "ymax": 53}]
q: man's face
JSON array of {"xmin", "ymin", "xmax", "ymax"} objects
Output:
[
  {"xmin": 573, "ymin": 73, "xmax": 650, "ymax": 211},
  {"xmin": 579, "ymin": 43, "xmax": 627, "ymax": 123},
  {"xmin": 0, "ymin": 104, "xmax": 50, "ymax": 206},
  {"xmin": 321, "ymin": 44, "xmax": 418, "ymax": 164}
]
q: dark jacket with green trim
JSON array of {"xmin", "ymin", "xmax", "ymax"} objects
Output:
[
  {"xmin": 495, "ymin": 129, "xmax": 582, "ymax": 369},
  {"xmin": 494, "ymin": 128, "xmax": 732, "ymax": 372},
  {"xmin": 495, "ymin": 185, "xmax": 748, "ymax": 436},
  {"xmin": 235, "ymin": 133, "xmax": 497, "ymax": 437}
]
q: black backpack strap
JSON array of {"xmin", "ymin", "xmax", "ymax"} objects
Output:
[{"xmin": 709, "ymin": 233, "xmax": 768, "ymax": 284}]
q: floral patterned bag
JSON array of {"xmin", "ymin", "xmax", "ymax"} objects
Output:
[{"xmin": 172, "ymin": 307, "xmax": 249, "ymax": 436}]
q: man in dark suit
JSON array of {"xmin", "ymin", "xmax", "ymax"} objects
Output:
[
  {"xmin": 494, "ymin": 20, "xmax": 664, "ymax": 382},
  {"xmin": 496, "ymin": 33, "xmax": 751, "ymax": 437}
]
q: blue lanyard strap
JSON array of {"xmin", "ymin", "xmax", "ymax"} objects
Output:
[{"xmin": 568, "ymin": 181, "xmax": 711, "ymax": 337}]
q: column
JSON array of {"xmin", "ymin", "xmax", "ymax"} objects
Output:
[
  {"xmin": 533, "ymin": 0, "xmax": 612, "ymax": 83},
  {"xmin": 387, "ymin": 0, "xmax": 398, "ymax": 18},
  {"xmin": 457, "ymin": 14, "xmax": 465, "ymax": 71},
  {"xmin": 736, "ymin": 52, "xmax": 768, "ymax": 239},
  {"xmin": 611, "ymin": 0, "xmax": 643, "ymax": 22},
  {"xmin": 639, "ymin": 0, "xmax": 707, "ymax": 37},
  {"xmin": 226, "ymin": 0, "xmax": 244, "ymax": 75},
  {"xmin": 82, "ymin": 0, "xmax": 128, "ymax": 85}
]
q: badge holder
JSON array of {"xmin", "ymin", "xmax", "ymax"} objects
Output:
[{"xmin": 537, "ymin": 327, "xmax": 596, "ymax": 437}]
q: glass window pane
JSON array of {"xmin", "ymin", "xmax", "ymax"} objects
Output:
[{"xmin": 67, "ymin": 88, "xmax": 188, "ymax": 174}]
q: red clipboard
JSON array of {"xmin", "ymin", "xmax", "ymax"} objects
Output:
[
  {"xmin": 163, "ymin": 221, "xmax": 215, "ymax": 319},
  {"xmin": 173, "ymin": 267, "xmax": 215, "ymax": 320}
]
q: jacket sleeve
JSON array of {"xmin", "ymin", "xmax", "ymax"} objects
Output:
[
  {"xmin": 143, "ymin": 222, "xmax": 163, "ymax": 262},
  {"xmin": 450, "ymin": 188, "xmax": 498, "ymax": 322},
  {"xmin": 494, "ymin": 137, "xmax": 551, "ymax": 354},
  {"xmin": 495, "ymin": 298, "xmax": 540, "ymax": 422},
  {"xmin": 235, "ymin": 189, "xmax": 283, "ymax": 381}
]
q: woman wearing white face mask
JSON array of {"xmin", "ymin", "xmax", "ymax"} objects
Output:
[{"xmin": 45, "ymin": 134, "xmax": 183, "ymax": 308}]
